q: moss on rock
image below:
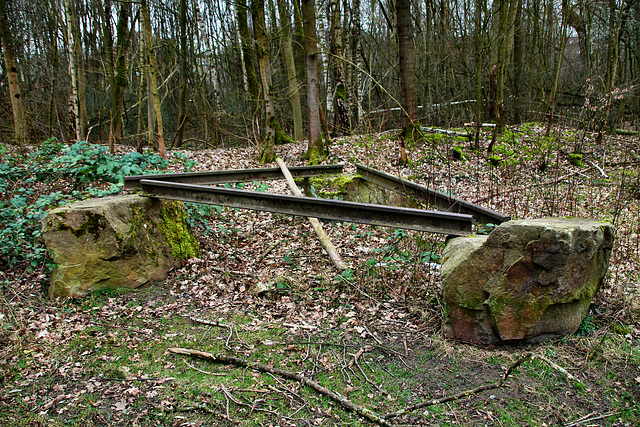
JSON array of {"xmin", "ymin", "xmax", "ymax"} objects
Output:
[{"xmin": 159, "ymin": 201, "xmax": 200, "ymax": 260}]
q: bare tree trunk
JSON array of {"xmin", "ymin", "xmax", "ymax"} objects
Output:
[
  {"xmin": 474, "ymin": 0, "xmax": 484, "ymax": 150},
  {"xmin": 235, "ymin": 0, "xmax": 260, "ymax": 111},
  {"xmin": 329, "ymin": 0, "xmax": 349, "ymax": 136},
  {"xmin": 64, "ymin": 0, "xmax": 85, "ymax": 140},
  {"xmin": 302, "ymin": 0, "xmax": 326, "ymax": 163},
  {"xmin": 545, "ymin": 0, "xmax": 569, "ymax": 137},
  {"xmin": 351, "ymin": 0, "xmax": 364, "ymax": 127},
  {"xmin": 487, "ymin": 0, "xmax": 519, "ymax": 152},
  {"xmin": 0, "ymin": 0, "xmax": 28, "ymax": 143},
  {"xmin": 101, "ymin": 0, "xmax": 132, "ymax": 153},
  {"xmin": 278, "ymin": 0, "xmax": 304, "ymax": 141},
  {"xmin": 251, "ymin": 0, "xmax": 276, "ymax": 163},
  {"xmin": 396, "ymin": 0, "xmax": 417, "ymax": 165},
  {"xmin": 141, "ymin": 0, "xmax": 165, "ymax": 157},
  {"xmin": 173, "ymin": 0, "xmax": 188, "ymax": 148}
]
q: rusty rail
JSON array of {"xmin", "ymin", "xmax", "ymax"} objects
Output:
[
  {"xmin": 355, "ymin": 164, "xmax": 510, "ymax": 224},
  {"xmin": 124, "ymin": 164, "xmax": 344, "ymax": 190},
  {"xmin": 139, "ymin": 179, "xmax": 473, "ymax": 236}
]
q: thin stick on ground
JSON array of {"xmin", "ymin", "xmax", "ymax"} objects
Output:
[
  {"xmin": 383, "ymin": 353, "xmax": 532, "ymax": 419},
  {"xmin": 276, "ymin": 157, "xmax": 348, "ymax": 271},
  {"xmin": 167, "ymin": 347, "xmax": 394, "ymax": 427}
]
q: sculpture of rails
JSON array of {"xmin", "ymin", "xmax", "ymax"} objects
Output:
[{"xmin": 124, "ymin": 163, "xmax": 509, "ymax": 237}]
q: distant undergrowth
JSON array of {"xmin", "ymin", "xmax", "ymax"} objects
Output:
[{"xmin": 0, "ymin": 139, "xmax": 178, "ymax": 274}]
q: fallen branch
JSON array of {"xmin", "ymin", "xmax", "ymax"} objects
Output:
[
  {"xmin": 258, "ymin": 241, "xmax": 279, "ymax": 263},
  {"xmin": 531, "ymin": 353, "xmax": 579, "ymax": 383},
  {"xmin": 276, "ymin": 158, "xmax": 347, "ymax": 271},
  {"xmin": 565, "ymin": 411, "xmax": 619, "ymax": 427},
  {"xmin": 167, "ymin": 347, "xmax": 394, "ymax": 427},
  {"xmin": 383, "ymin": 353, "xmax": 532, "ymax": 419}
]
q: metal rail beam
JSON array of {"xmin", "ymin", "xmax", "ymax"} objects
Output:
[
  {"xmin": 124, "ymin": 164, "xmax": 344, "ymax": 190},
  {"xmin": 139, "ymin": 179, "xmax": 473, "ymax": 236},
  {"xmin": 355, "ymin": 164, "xmax": 510, "ymax": 224}
]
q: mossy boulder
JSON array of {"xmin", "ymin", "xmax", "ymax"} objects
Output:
[
  {"xmin": 42, "ymin": 195, "xmax": 199, "ymax": 298},
  {"xmin": 442, "ymin": 218, "xmax": 614, "ymax": 344}
]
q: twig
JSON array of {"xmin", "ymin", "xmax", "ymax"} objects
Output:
[
  {"xmin": 282, "ymin": 322, "xmax": 317, "ymax": 330},
  {"xmin": 87, "ymin": 320, "xmax": 150, "ymax": 335},
  {"xmin": 258, "ymin": 242, "xmax": 280, "ymax": 263},
  {"xmin": 564, "ymin": 411, "xmax": 619, "ymax": 427},
  {"xmin": 181, "ymin": 358, "xmax": 226, "ymax": 376},
  {"xmin": 95, "ymin": 376, "xmax": 174, "ymax": 382},
  {"xmin": 531, "ymin": 353, "xmax": 579, "ymax": 383},
  {"xmin": 588, "ymin": 160, "xmax": 608, "ymax": 178},
  {"xmin": 168, "ymin": 347, "xmax": 394, "ymax": 427},
  {"xmin": 210, "ymin": 266, "xmax": 255, "ymax": 277},
  {"xmin": 185, "ymin": 315, "xmax": 235, "ymax": 348},
  {"xmin": 383, "ymin": 353, "xmax": 532, "ymax": 419}
]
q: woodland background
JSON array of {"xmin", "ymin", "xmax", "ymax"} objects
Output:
[{"xmin": 0, "ymin": 0, "xmax": 638, "ymax": 154}]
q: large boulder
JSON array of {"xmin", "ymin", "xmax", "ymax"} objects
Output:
[
  {"xmin": 442, "ymin": 218, "xmax": 614, "ymax": 344},
  {"xmin": 42, "ymin": 195, "xmax": 199, "ymax": 298}
]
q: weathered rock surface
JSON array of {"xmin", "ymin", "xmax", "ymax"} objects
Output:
[
  {"xmin": 442, "ymin": 218, "xmax": 614, "ymax": 344},
  {"xmin": 42, "ymin": 195, "xmax": 199, "ymax": 298}
]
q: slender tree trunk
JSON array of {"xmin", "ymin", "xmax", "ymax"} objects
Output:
[
  {"xmin": 396, "ymin": 0, "xmax": 417, "ymax": 165},
  {"xmin": 0, "ymin": 0, "xmax": 28, "ymax": 143},
  {"xmin": 351, "ymin": 0, "xmax": 364, "ymax": 126},
  {"xmin": 173, "ymin": 0, "xmax": 188, "ymax": 148},
  {"xmin": 487, "ymin": 0, "xmax": 519, "ymax": 152},
  {"xmin": 101, "ymin": 0, "xmax": 132, "ymax": 153},
  {"xmin": 545, "ymin": 0, "xmax": 569, "ymax": 137},
  {"xmin": 329, "ymin": 0, "xmax": 349, "ymax": 136},
  {"xmin": 511, "ymin": 0, "xmax": 523, "ymax": 124},
  {"xmin": 73, "ymin": 3, "xmax": 87, "ymax": 140},
  {"xmin": 251, "ymin": 0, "xmax": 276, "ymax": 163},
  {"xmin": 474, "ymin": 0, "xmax": 484, "ymax": 150},
  {"xmin": 302, "ymin": 0, "xmax": 326, "ymax": 163},
  {"xmin": 277, "ymin": 0, "xmax": 304, "ymax": 141},
  {"xmin": 64, "ymin": 0, "xmax": 85, "ymax": 140},
  {"xmin": 141, "ymin": 0, "xmax": 165, "ymax": 157},
  {"xmin": 235, "ymin": 0, "xmax": 260, "ymax": 111}
]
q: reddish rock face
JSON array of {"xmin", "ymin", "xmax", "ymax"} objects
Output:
[{"xmin": 442, "ymin": 218, "xmax": 614, "ymax": 345}]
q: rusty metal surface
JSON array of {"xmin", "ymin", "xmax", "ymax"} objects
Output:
[
  {"xmin": 355, "ymin": 164, "xmax": 510, "ymax": 224},
  {"xmin": 124, "ymin": 164, "xmax": 344, "ymax": 190},
  {"xmin": 139, "ymin": 179, "xmax": 473, "ymax": 236}
]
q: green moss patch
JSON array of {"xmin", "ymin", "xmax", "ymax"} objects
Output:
[{"xmin": 159, "ymin": 201, "xmax": 200, "ymax": 260}]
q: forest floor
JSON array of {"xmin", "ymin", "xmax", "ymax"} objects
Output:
[{"xmin": 1, "ymin": 124, "xmax": 639, "ymax": 426}]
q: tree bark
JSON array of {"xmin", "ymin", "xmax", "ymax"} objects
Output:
[
  {"xmin": 141, "ymin": 0, "xmax": 166, "ymax": 157},
  {"xmin": 329, "ymin": 0, "xmax": 349, "ymax": 136},
  {"xmin": 302, "ymin": 0, "xmax": 326, "ymax": 163},
  {"xmin": 101, "ymin": 0, "xmax": 132, "ymax": 153},
  {"xmin": 64, "ymin": 0, "xmax": 86, "ymax": 141},
  {"xmin": 545, "ymin": 0, "xmax": 569, "ymax": 137},
  {"xmin": 487, "ymin": 0, "xmax": 519, "ymax": 152},
  {"xmin": 235, "ymin": 0, "xmax": 260, "ymax": 111},
  {"xmin": 396, "ymin": 0, "xmax": 417, "ymax": 165},
  {"xmin": 277, "ymin": 0, "xmax": 303, "ymax": 141},
  {"xmin": 172, "ymin": 0, "xmax": 188, "ymax": 149},
  {"xmin": 0, "ymin": 0, "xmax": 28, "ymax": 143},
  {"xmin": 474, "ymin": 0, "xmax": 485, "ymax": 150},
  {"xmin": 251, "ymin": 0, "xmax": 276, "ymax": 163}
]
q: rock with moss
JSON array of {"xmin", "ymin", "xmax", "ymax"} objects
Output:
[
  {"xmin": 42, "ymin": 195, "xmax": 199, "ymax": 298},
  {"xmin": 442, "ymin": 218, "xmax": 614, "ymax": 344}
]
